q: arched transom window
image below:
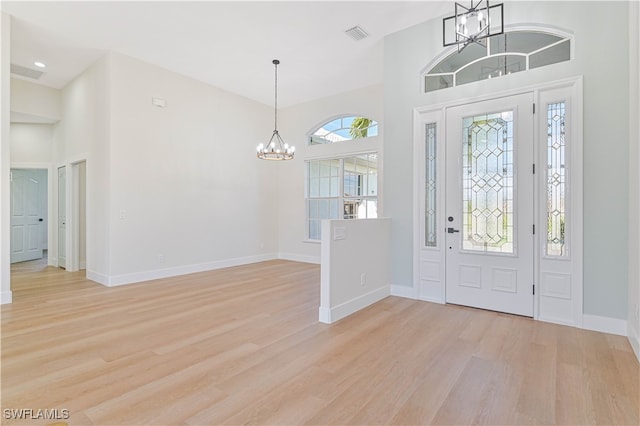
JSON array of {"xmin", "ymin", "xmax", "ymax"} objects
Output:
[
  {"xmin": 424, "ymin": 29, "xmax": 571, "ymax": 93},
  {"xmin": 309, "ymin": 115, "xmax": 378, "ymax": 145}
]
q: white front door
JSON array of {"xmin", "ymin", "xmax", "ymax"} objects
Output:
[
  {"xmin": 445, "ymin": 93, "xmax": 534, "ymax": 317},
  {"xmin": 10, "ymin": 169, "xmax": 44, "ymax": 263},
  {"xmin": 58, "ymin": 166, "xmax": 66, "ymax": 269}
]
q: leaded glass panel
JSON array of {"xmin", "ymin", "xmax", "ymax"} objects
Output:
[
  {"xmin": 425, "ymin": 123, "xmax": 437, "ymax": 247},
  {"xmin": 546, "ymin": 102, "xmax": 567, "ymax": 257},
  {"xmin": 462, "ymin": 111, "xmax": 514, "ymax": 253}
]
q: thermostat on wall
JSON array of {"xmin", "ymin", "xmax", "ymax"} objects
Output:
[{"xmin": 333, "ymin": 227, "xmax": 346, "ymax": 241}]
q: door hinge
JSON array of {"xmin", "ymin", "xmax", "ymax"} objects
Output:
[
  {"xmin": 533, "ymin": 224, "xmax": 536, "ymax": 235},
  {"xmin": 532, "ymin": 163, "xmax": 536, "ymax": 174},
  {"xmin": 533, "ymin": 103, "xmax": 536, "ymax": 114},
  {"xmin": 533, "ymin": 284, "xmax": 535, "ymax": 295}
]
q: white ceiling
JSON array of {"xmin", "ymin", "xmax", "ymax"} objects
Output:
[{"xmin": 1, "ymin": 1, "xmax": 450, "ymax": 107}]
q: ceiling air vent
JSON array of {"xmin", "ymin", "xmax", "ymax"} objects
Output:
[
  {"xmin": 345, "ymin": 25, "xmax": 368, "ymax": 41},
  {"xmin": 11, "ymin": 64, "xmax": 44, "ymax": 80}
]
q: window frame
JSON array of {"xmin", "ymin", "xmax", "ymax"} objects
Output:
[
  {"xmin": 305, "ymin": 152, "xmax": 379, "ymax": 242},
  {"xmin": 308, "ymin": 114, "xmax": 379, "ymax": 145}
]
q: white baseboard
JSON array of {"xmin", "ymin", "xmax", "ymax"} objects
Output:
[
  {"xmin": 86, "ymin": 270, "xmax": 109, "ymax": 286},
  {"xmin": 319, "ymin": 285, "xmax": 390, "ymax": 324},
  {"xmin": 278, "ymin": 252, "xmax": 321, "ymax": 264},
  {"xmin": 537, "ymin": 315, "xmax": 578, "ymax": 328},
  {"xmin": 0, "ymin": 290, "xmax": 13, "ymax": 304},
  {"xmin": 582, "ymin": 314, "xmax": 627, "ymax": 336},
  {"xmin": 390, "ymin": 284, "xmax": 417, "ymax": 299},
  {"xmin": 106, "ymin": 253, "xmax": 278, "ymax": 287}
]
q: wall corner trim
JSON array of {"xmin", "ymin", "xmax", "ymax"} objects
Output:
[
  {"xmin": 0, "ymin": 290, "xmax": 13, "ymax": 304},
  {"xmin": 628, "ymin": 323, "xmax": 640, "ymax": 363}
]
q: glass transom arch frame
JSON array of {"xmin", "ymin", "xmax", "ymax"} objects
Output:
[
  {"xmin": 309, "ymin": 115, "xmax": 379, "ymax": 145},
  {"xmin": 423, "ymin": 29, "xmax": 572, "ymax": 93}
]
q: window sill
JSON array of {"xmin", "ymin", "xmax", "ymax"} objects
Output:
[{"xmin": 303, "ymin": 239, "xmax": 321, "ymax": 244}]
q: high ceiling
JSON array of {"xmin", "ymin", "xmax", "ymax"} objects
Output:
[{"xmin": 1, "ymin": 1, "xmax": 450, "ymax": 108}]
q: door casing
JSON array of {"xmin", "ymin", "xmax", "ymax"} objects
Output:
[{"xmin": 412, "ymin": 76, "xmax": 584, "ymax": 327}]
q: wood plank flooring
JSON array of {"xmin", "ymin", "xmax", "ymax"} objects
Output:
[{"xmin": 2, "ymin": 260, "xmax": 638, "ymax": 425}]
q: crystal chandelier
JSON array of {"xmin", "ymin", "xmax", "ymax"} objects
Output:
[{"xmin": 257, "ymin": 59, "xmax": 295, "ymax": 160}]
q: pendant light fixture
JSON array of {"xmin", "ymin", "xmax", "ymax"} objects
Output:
[
  {"xmin": 443, "ymin": 0, "xmax": 503, "ymax": 52},
  {"xmin": 257, "ymin": 59, "xmax": 295, "ymax": 160}
]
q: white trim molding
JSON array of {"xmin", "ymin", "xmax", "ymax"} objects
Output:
[
  {"xmin": 582, "ymin": 314, "xmax": 627, "ymax": 337},
  {"xmin": 390, "ymin": 284, "xmax": 418, "ymax": 299},
  {"xmin": 319, "ymin": 285, "xmax": 389, "ymax": 324},
  {"xmin": 629, "ymin": 324, "xmax": 640, "ymax": 362},
  {"xmin": 0, "ymin": 290, "xmax": 12, "ymax": 304},
  {"xmin": 95, "ymin": 254, "xmax": 278, "ymax": 287},
  {"xmin": 278, "ymin": 252, "xmax": 321, "ymax": 265}
]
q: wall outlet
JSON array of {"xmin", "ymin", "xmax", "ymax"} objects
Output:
[
  {"xmin": 360, "ymin": 273, "xmax": 366, "ymax": 286},
  {"xmin": 158, "ymin": 254, "xmax": 165, "ymax": 263}
]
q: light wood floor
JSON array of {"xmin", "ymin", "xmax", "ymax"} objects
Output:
[{"xmin": 2, "ymin": 260, "xmax": 638, "ymax": 425}]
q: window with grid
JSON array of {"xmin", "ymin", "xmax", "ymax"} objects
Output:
[{"xmin": 306, "ymin": 153, "xmax": 378, "ymax": 240}]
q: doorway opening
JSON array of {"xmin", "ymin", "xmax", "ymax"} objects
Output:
[{"xmin": 58, "ymin": 161, "xmax": 87, "ymax": 273}]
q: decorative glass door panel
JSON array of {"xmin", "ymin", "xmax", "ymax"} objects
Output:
[
  {"xmin": 462, "ymin": 111, "xmax": 514, "ymax": 254},
  {"xmin": 445, "ymin": 93, "xmax": 534, "ymax": 317}
]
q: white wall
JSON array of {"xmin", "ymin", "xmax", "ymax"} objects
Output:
[
  {"xmin": 1, "ymin": 12, "xmax": 11, "ymax": 303},
  {"xmin": 277, "ymin": 84, "xmax": 384, "ymax": 263},
  {"xmin": 10, "ymin": 78, "xmax": 61, "ymax": 122},
  {"xmin": 10, "ymin": 85, "xmax": 57, "ymax": 259},
  {"xmin": 628, "ymin": 0, "xmax": 640, "ymax": 361},
  {"xmin": 319, "ymin": 218, "xmax": 391, "ymax": 323},
  {"xmin": 384, "ymin": 1, "xmax": 631, "ymax": 321},
  {"xmin": 10, "ymin": 123, "xmax": 53, "ymax": 163},
  {"xmin": 53, "ymin": 55, "xmax": 110, "ymax": 280},
  {"xmin": 106, "ymin": 52, "xmax": 279, "ymax": 284}
]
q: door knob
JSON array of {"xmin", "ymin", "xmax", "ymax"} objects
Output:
[
  {"xmin": 38, "ymin": 218, "xmax": 43, "ymax": 222},
  {"xmin": 447, "ymin": 227, "xmax": 460, "ymax": 233}
]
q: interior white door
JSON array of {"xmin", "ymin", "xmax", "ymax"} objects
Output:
[
  {"xmin": 445, "ymin": 93, "xmax": 534, "ymax": 317},
  {"xmin": 58, "ymin": 166, "xmax": 66, "ymax": 269},
  {"xmin": 10, "ymin": 169, "xmax": 44, "ymax": 263}
]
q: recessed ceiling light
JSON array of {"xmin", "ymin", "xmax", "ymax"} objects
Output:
[{"xmin": 33, "ymin": 61, "xmax": 46, "ymax": 68}]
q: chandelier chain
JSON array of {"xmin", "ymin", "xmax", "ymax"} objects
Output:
[{"xmin": 273, "ymin": 59, "xmax": 279, "ymax": 131}]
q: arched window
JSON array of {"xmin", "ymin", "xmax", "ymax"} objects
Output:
[
  {"xmin": 309, "ymin": 115, "xmax": 378, "ymax": 145},
  {"xmin": 423, "ymin": 29, "xmax": 571, "ymax": 93}
]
